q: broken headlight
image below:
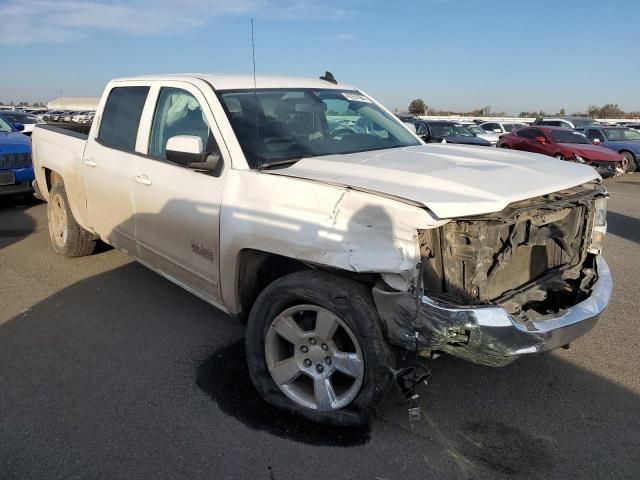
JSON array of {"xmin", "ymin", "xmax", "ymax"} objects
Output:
[{"xmin": 589, "ymin": 197, "xmax": 608, "ymax": 254}]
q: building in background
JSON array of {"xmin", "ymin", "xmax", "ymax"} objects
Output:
[{"xmin": 46, "ymin": 97, "xmax": 100, "ymax": 110}]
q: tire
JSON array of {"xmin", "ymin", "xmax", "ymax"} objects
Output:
[
  {"xmin": 554, "ymin": 154, "xmax": 565, "ymax": 160},
  {"xmin": 47, "ymin": 182, "xmax": 96, "ymax": 257},
  {"xmin": 620, "ymin": 151, "xmax": 637, "ymax": 173},
  {"xmin": 499, "ymin": 144, "xmax": 510, "ymax": 149},
  {"xmin": 245, "ymin": 270, "xmax": 393, "ymax": 425}
]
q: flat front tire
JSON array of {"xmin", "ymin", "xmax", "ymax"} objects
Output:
[
  {"xmin": 47, "ymin": 182, "xmax": 96, "ymax": 257},
  {"xmin": 245, "ymin": 271, "xmax": 393, "ymax": 425}
]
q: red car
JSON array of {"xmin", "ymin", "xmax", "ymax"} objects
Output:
[{"xmin": 498, "ymin": 126, "xmax": 624, "ymax": 177}]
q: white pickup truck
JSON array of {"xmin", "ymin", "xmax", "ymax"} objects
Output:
[{"xmin": 32, "ymin": 74, "xmax": 612, "ymax": 425}]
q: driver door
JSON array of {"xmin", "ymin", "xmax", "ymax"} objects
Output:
[{"xmin": 132, "ymin": 83, "xmax": 227, "ymax": 304}]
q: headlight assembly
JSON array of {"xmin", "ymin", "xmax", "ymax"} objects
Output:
[{"xmin": 589, "ymin": 196, "xmax": 608, "ymax": 254}]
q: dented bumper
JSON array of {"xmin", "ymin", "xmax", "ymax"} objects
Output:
[{"xmin": 373, "ymin": 256, "xmax": 612, "ymax": 367}]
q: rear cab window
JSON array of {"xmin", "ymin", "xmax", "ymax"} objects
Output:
[{"xmin": 98, "ymin": 86, "xmax": 150, "ymax": 151}]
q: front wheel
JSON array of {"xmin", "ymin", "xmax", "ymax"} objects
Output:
[
  {"xmin": 620, "ymin": 151, "xmax": 637, "ymax": 173},
  {"xmin": 245, "ymin": 271, "xmax": 393, "ymax": 425}
]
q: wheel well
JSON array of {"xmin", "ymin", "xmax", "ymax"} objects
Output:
[
  {"xmin": 619, "ymin": 149, "xmax": 635, "ymax": 158},
  {"xmin": 234, "ymin": 249, "xmax": 378, "ymax": 323},
  {"xmin": 43, "ymin": 168, "xmax": 63, "ymax": 194}
]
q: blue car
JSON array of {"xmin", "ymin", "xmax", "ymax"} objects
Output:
[
  {"xmin": 582, "ymin": 126, "xmax": 640, "ymax": 173},
  {"xmin": 0, "ymin": 113, "xmax": 34, "ymax": 196}
]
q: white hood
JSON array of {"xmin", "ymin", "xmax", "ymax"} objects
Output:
[{"xmin": 267, "ymin": 144, "xmax": 600, "ymax": 218}]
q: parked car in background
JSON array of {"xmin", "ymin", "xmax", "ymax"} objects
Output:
[
  {"xmin": 415, "ymin": 120, "xmax": 492, "ymax": 146},
  {"xmin": 460, "ymin": 122, "xmax": 499, "ymax": 145},
  {"xmin": 41, "ymin": 110, "xmax": 66, "ymax": 122},
  {"xmin": 71, "ymin": 111, "xmax": 95, "ymax": 123},
  {"xmin": 625, "ymin": 123, "xmax": 640, "ymax": 131},
  {"xmin": 395, "ymin": 114, "xmax": 418, "ymax": 123},
  {"xmin": 0, "ymin": 113, "xmax": 34, "ymax": 196},
  {"xmin": 480, "ymin": 121, "xmax": 528, "ymax": 135},
  {"xmin": 0, "ymin": 110, "xmax": 46, "ymax": 136},
  {"xmin": 498, "ymin": 126, "xmax": 623, "ymax": 177},
  {"xmin": 533, "ymin": 117, "xmax": 601, "ymax": 129},
  {"xmin": 582, "ymin": 127, "xmax": 640, "ymax": 173}
]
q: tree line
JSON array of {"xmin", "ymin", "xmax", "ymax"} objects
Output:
[{"xmin": 408, "ymin": 99, "xmax": 640, "ymax": 119}]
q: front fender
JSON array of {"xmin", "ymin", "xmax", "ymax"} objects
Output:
[{"xmin": 219, "ymin": 170, "xmax": 445, "ymax": 313}]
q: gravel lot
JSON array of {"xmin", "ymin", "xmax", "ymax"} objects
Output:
[{"xmin": 1, "ymin": 175, "xmax": 639, "ymax": 480}]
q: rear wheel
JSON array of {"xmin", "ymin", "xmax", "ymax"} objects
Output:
[
  {"xmin": 499, "ymin": 144, "xmax": 510, "ymax": 149},
  {"xmin": 48, "ymin": 182, "xmax": 96, "ymax": 257},
  {"xmin": 245, "ymin": 271, "xmax": 393, "ymax": 425},
  {"xmin": 620, "ymin": 151, "xmax": 637, "ymax": 173}
]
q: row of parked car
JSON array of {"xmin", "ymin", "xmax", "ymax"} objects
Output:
[
  {"xmin": 399, "ymin": 115, "xmax": 640, "ymax": 175},
  {"xmin": 0, "ymin": 107, "xmax": 96, "ymax": 130}
]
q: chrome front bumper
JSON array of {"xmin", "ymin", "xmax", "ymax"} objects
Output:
[{"xmin": 373, "ymin": 256, "xmax": 613, "ymax": 367}]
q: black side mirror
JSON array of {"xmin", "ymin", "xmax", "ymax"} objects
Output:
[
  {"xmin": 13, "ymin": 122, "xmax": 25, "ymax": 132},
  {"xmin": 165, "ymin": 135, "xmax": 222, "ymax": 174}
]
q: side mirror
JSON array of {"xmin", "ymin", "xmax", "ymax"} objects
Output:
[
  {"xmin": 534, "ymin": 136, "xmax": 546, "ymax": 145},
  {"xmin": 13, "ymin": 123, "xmax": 24, "ymax": 132},
  {"xmin": 592, "ymin": 138, "xmax": 601, "ymax": 145},
  {"xmin": 166, "ymin": 135, "xmax": 221, "ymax": 172}
]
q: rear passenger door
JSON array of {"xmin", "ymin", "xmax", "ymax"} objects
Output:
[
  {"xmin": 83, "ymin": 85, "xmax": 150, "ymax": 252},
  {"xmin": 132, "ymin": 82, "xmax": 227, "ymax": 304}
]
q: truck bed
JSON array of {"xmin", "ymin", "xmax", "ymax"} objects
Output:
[{"xmin": 31, "ymin": 124, "xmax": 88, "ymax": 204}]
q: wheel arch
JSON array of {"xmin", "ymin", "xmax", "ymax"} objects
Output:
[{"xmin": 233, "ymin": 249, "xmax": 379, "ymax": 323}]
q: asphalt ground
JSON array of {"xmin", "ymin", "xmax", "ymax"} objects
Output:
[{"xmin": 1, "ymin": 174, "xmax": 639, "ymax": 480}]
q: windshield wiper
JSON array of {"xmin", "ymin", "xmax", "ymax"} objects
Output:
[{"xmin": 260, "ymin": 158, "xmax": 302, "ymax": 170}]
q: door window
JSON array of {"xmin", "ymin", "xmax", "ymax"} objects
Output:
[
  {"xmin": 518, "ymin": 128, "xmax": 545, "ymax": 140},
  {"xmin": 148, "ymin": 87, "xmax": 215, "ymax": 161},
  {"xmin": 98, "ymin": 86, "xmax": 149, "ymax": 151},
  {"xmin": 586, "ymin": 129, "xmax": 604, "ymax": 142}
]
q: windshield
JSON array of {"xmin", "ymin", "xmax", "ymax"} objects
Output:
[
  {"xmin": 603, "ymin": 128, "xmax": 640, "ymax": 141},
  {"xmin": 503, "ymin": 123, "xmax": 526, "ymax": 132},
  {"xmin": 0, "ymin": 115, "xmax": 14, "ymax": 132},
  {"xmin": 551, "ymin": 130, "xmax": 591, "ymax": 144},
  {"xmin": 429, "ymin": 123, "xmax": 474, "ymax": 137},
  {"xmin": 218, "ymin": 88, "xmax": 420, "ymax": 168},
  {"xmin": 467, "ymin": 125, "xmax": 485, "ymax": 135},
  {"xmin": 571, "ymin": 118, "xmax": 600, "ymax": 128}
]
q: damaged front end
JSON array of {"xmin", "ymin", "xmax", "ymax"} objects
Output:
[{"xmin": 373, "ymin": 182, "xmax": 613, "ymax": 367}]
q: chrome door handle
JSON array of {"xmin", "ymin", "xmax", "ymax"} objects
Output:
[
  {"xmin": 84, "ymin": 158, "xmax": 97, "ymax": 167},
  {"xmin": 134, "ymin": 174, "xmax": 152, "ymax": 186}
]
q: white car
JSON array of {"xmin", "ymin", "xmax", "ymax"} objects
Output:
[
  {"xmin": 459, "ymin": 122, "xmax": 500, "ymax": 145},
  {"xmin": 71, "ymin": 111, "xmax": 95, "ymax": 123},
  {"xmin": 480, "ymin": 121, "xmax": 528, "ymax": 135},
  {"xmin": 31, "ymin": 73, "xmax": 612, "ymax": 425}
]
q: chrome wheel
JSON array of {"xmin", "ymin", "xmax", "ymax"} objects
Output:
[
  {"xmin": 264, "ymin": 304, "xmax": 364, "ymax": 412},
  {"xmin": 620, "ymin": 152, "xmax": 633, "ymax": 173},
  {"xmin": 49, "ymin": 193, "xmax": 68, "ymax": 249}
]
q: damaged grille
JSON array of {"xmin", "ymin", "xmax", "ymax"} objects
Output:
[{"xmin": 420, "ymin": 183, "xmax": 605, "ymax": 321}]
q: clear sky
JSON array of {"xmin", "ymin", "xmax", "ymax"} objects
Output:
[{"xmin": 1, "ymin": 0, "xmax": 639, "ymax": 114}]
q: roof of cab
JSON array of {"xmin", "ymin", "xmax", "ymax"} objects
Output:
[{"xmin": 113, "ymin": 73, "xmax": 354, "ymax": 91}]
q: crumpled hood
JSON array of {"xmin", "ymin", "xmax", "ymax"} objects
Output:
[
  {"xmin": 0, "ymin": 131, "xmax": 31, "ymax": 153},
  {"xmin": 566, "ymin": 143, "xmax": 622, "ymax": 162},
  {"xmin": 267, "ymin": 144, "xmax": 600, "ymax": 218}
]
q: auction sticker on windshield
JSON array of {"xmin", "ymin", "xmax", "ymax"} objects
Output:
[{"xmin": 342, "ymin": 91, "xmax": 372, "ymax": 103}]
